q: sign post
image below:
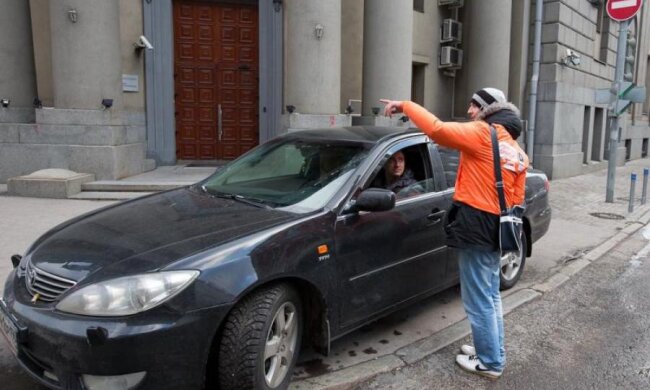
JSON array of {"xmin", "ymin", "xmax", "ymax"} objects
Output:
[{"xmin": 605, "ymin": 0, "xmax": 643, "ymax": 203}]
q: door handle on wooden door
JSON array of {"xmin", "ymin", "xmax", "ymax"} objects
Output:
[{"xmin": 218, "ymin": 104, "xmax": 223, "ymax": 141}]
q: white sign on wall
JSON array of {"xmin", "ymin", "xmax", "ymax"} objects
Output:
[{"xmin": 122, "ymin": 74, "xmax": 139, "ymax": 92}]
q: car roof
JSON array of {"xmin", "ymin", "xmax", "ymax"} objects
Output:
[{"xmin": 281, "ymin": 126, "xmax": 421, "ymax": 145}]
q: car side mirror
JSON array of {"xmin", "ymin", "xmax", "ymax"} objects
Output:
[{"xmin": 350, "ymin": 188, "xmax": 395, "ymax": 213}]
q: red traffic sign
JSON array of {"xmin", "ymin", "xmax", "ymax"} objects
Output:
[{"xmin": 607, "ymin": 0, "xmax": 643, "ymax": 22}]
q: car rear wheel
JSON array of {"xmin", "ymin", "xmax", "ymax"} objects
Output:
[
  {"xmin": 218, "ymin": 284, "xmax": 302, "ymax": 390},
  {"xmin": 500, "ymin": 233, "xmax": 527, "ymax": 290}
]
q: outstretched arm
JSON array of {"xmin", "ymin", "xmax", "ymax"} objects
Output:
[{"xmin": 380, "ymin": 99, "xmax": 485, "ymax": 153}]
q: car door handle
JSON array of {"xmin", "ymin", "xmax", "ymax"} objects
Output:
[{"xmin": 427, "ymin": 209, "xmax": 446, "ymax": 223}]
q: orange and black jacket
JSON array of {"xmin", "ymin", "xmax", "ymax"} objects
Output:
[{"xmin": 403, "ymin": 101, "xmax": 529, "ymax": 251}]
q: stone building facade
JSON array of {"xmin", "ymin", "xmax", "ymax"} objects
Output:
[{"xmin": 0, "ymin": 0, "xmax": 649, "ymax": 182}]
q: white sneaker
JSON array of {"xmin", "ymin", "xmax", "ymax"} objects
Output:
[
  {"xmin": 455, "ymin": 354, "xmax": 502, "ymax": 379},
  {"xmin": 460, "ymin": 344, "xmax": 475, "ymax": 355}
]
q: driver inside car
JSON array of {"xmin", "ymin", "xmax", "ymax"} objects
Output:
[{"xmin": 373, "ymin": 150, "xmax": 424, "ymax": 198}]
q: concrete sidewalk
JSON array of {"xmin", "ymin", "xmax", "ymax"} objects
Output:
[{"xmin": 2, "ymin": 159, "xmax": 650, "ymax": 390}]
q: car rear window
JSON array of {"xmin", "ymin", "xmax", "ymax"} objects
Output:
[{"xmin": 438, "ymin": 147, "xmax": 459, "ymax": 189}]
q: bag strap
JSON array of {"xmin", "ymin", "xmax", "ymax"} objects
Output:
[{"xmin": 490, "ymin": 126, "xmax": 508, "ymax": 215}]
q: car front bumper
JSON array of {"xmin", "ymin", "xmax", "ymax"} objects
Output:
[{"xmin": 1, "ymin": 270, "xmax": 231, "ymax": 390}]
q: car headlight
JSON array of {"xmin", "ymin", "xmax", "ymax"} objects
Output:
[{"xmin": 56, "ymin": 271, "xmax": 199, "ymax": 316}]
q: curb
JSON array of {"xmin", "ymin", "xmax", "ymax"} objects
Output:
[
  {"xmin": 290, "ymin": 207, "xmax": 650, "ymax": 390},
  {"xmin": 529, "ymin": 208, "xmax": 650, "ymax": 295}
]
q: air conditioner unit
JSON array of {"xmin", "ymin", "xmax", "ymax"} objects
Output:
[
  {"xmin": 441, "ymin": 19, "xmax": 462, "ymax": 44},
  {"xmin": 439, "ymin": 46, "xmax": 463, "ymax": 69},
  {"xmin": 438, "ymin": 0, "xmax": 464, "ymax": 7}
]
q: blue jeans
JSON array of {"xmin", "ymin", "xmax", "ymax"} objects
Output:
[{"xmin": 458, "ymin": 247, "xmax": 505, "ymax": 371}]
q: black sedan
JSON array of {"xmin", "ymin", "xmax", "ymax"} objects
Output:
[{"xmin": 0, "ymin": 126, "xmax": 550, "ymax": 390}]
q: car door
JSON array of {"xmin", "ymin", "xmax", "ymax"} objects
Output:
[
  {"xmin": 436, "ymin": 146, "xmax": 461, "ymax": 280},
  {"xmin": 334, "ymin": 138, "xmax": 451, "ymax": 328}
]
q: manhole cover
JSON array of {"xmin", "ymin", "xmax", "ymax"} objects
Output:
[{"xmin": 589, "ymin": 212, "xmax": 625, "ymax": 220}]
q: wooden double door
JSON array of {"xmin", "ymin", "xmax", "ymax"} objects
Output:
[{"xmin": 173, "ymin": 1, "xmax": 259, "ymax": 160}]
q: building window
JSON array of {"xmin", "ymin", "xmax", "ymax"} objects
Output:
[
  {"xmin": 411, "ymin": 63, "xmax": 426, "ymax": 106},
  {"xmin": 642, "ymin": 138, "xmax": 648, "ymax": 158},
  {"xmin": 593, "ymin": 107, "xmax": 605, "ymax": 161},
  {"xmin": 645, "ymin": 56, "xmax": 650, "ymax": 115},
  {"xmin": 414, "ymin": 0, "xmax": 424, "ymax": 13},
  {"xmin": 582, "ymin": 106, "xmax": 591, "ymax": 164},
  {"xmin": 625, "ymin": 139, "xmax": 632, "ymax": 161},
  {"xmin": 595, "ymin": 3, "xmax": 610, "ymax": 63}
]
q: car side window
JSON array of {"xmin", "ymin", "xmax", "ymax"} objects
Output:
[
  {"xmin": 438, "ymin": 147, "xmax": 459, "ymax": 189},
  {"xmin": 366, "ymin": 144, "xmax": 435, "ymax": 200}
]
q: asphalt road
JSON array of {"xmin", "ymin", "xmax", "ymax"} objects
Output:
[{"xmin": 354, "ymin": 227, "xmax": 650, "ymax": 390}]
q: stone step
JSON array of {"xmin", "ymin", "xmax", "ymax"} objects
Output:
[
  {"xmin": 8, "ymin": 169, "xmax": 95, "ymax": 199},
  {"xmin": 69, "ymin": 191, "xmax": 154, "ymax": 201},
  {"xmin": 81, "ymin": 181, "xmax": 191, "ymax": 192}
]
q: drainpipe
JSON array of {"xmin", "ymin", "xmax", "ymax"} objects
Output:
[{"xmin": 527, "ymin": 0, "xmax": 543, "ymax": 163}]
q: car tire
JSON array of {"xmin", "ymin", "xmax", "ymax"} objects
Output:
[
  {"xmin": 499, "ymin": 233, "xmax": 527, "ymax": 290},
  {"xmin": 218, "ymin": 284, "xmax": 303, "ymax": 390}
]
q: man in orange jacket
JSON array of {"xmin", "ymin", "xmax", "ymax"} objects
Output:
[{"xmin": 381, "ymin": 88, "xmax": 529, "ymax": 379}]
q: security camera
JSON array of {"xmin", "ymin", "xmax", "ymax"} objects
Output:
[
  {"xmin": 562, "ymin": 49, "xmax": 581, "ymax": 66},
  {"xmin": 134, "ymin": 35, "xmax": 153, "ymax": 50},
  {"xmin": 570, "ymin": 54, "xmax": 581, "ymax": 66}
]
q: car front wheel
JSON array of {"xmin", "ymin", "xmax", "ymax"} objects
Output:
[
  {"xmin": 500, "ymin": 232, "xmax": 527, "ymax": 290},
  {"xmin": 218, "ymin": 284, "xmax": 302, "ymax": 390}
]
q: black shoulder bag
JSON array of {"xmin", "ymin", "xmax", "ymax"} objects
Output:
[{"xmin": 490, "ymin": 127, "xmax": 525, "ymax": 253}]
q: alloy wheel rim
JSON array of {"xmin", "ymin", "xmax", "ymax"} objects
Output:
[
  {"xmin": 264, "ymin": 302, "xmax": 298, "ymax": 388},
  {"xmin": 500, "ymin": 250, "xmax": 522, "ymax": 281}
]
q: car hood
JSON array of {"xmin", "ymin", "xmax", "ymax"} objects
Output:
[{"xmin": 27, "ymin": 188, "xmax": 300, "ymax": 282}]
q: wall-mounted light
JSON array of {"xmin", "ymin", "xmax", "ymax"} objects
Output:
[
  {"xmin": 1, "ymin": 98, "xmax": 10, "ymax": 108},
  {"xmin": 562, "ymin": 49, "xmax": 581, "ymax": 66},
  {"xmin": 314, "ymin": 24, "xmax": 324, "ymax": 40},
  {"xmin": 273, "ymin": 0, "xmax": 282, "ymax": 12},
  {"xmin": 101, "ymin": 99, "xmax": 113, "ymax": 109},
  {"xmin": 286, "ymin": 105, "xmax": 296, "ymax": 114},
  {"xmin": 400, "ymin": 115, "xmax": 410, "ymax": 123},
  {"xmin": 371, "ymin": 107, "xmax": 380, "ymax": 116},
  {"xmin": 345, "ymin": 105, "xmax": 354, "ymax": 115},
  {"xmin": 68, "ymin": 8, "xmax": 78, "ymax": 23},
  {"xmin": 33, "ymin": 98, "xmax": 42, "ymax": 109}
]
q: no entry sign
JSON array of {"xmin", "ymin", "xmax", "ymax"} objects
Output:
[{"xmin": 607, "ymin": 0, "xmax": 643, "ymax": 22}]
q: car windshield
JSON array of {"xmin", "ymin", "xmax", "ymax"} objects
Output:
[{"xmin": 200, "ymin": 137, "xmax": 371, "ymax": 213}]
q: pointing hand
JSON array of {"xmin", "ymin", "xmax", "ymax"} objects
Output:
[{"xmin": 379, "ymin": 99, "xmax": 404, "ymax": 117}]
